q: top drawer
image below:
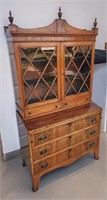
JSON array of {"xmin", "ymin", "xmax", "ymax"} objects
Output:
[
  {"xmin": 30, "ymin": 128, "xmax": 55, "ymax": 147},
  {"xmin": 85, "ymin": 114, "xmax": 101, "ymax": 127}
]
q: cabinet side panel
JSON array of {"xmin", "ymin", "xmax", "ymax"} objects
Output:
[{"xmin": 7, "ymin": 41, "xmax": 27, "ymax": 148}]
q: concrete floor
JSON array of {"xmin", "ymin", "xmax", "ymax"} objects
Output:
[{"xmin": 0, "ymin": 133, "xmax": 107, "ymax": 200}]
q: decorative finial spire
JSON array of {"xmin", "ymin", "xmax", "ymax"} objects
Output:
[
  {"xmin": 93, "ymin": 18, "xmax": 97, "ymax": 29},
  {"xmin": 8, "ymin": 10, "xmax": 14, "ymax": 24},
  {"xmin": 58, "ymin": 7, "xmax": 62, "ymax": 19}
]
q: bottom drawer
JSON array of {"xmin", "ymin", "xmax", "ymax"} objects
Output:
[
  {"xmin": 83, "ymin": 137, "xmax": 99, "ymax": 151},
  {"xmin": 56, "ymin": 149, "xmax": 70, "ymax": 164},
  {"xmin": 72, "ymin": 144, "xmax": 83, "ymax": 157},
  {"xmin": 33, "ymin": 157, "xmax": 54, "ymax": 175}
]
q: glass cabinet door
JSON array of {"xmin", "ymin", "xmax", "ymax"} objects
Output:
[
  {"xmin": 63, "ymin": 44, "xmax": 92, "ymax": 98},
  {"xmin": 19, "ymin": 45, "xmax": 59, "ymax": 105}
]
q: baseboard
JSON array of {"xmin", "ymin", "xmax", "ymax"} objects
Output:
[{"xmin": 3, "ymin": 149, "xmax": 21, "ymax": 160}]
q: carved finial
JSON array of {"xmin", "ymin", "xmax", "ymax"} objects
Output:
[
  {"xmin": 8, "ymin": 10, "xmax": 14, "ymax": 24},
  {"xmin": 58, "ymin": 7, "xmax": 62, "ymax": 19},
  {"xmin": 93, "ymin": 18, "xmax": 97, "ymax": 29}
]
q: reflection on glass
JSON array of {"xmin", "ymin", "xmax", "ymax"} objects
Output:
[
  {"xmin": 64, "ymin": 45, "xmax": 91, "ymax": 96},
  {"xmin": 20, "ymin": 47, "xmax": 58, "ymax": 104}
]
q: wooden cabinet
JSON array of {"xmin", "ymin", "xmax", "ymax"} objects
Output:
[
  {"xmin": 5, "ymin": 9, "xmax": 102, "ymax": 191},
  {"xmin": 5, "ymin": 10, "xmax": 98, "ymax": 119}
]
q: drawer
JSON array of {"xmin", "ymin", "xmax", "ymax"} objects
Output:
[
  {"xmin": 32, "ymin": 143, "xmax": 54, "ymax": 161},
  {"xmin": 56, "ymin": 136, "xmax": 70, "ymax": 151},
  {"xmin": 30, "ymin": 128, "xmax": 55, "ymax": 147},
  {"xmin": 70, "ymin": 137, "xmax": 99, "ymax": 158},
  {"xmin": 72, "ymin": 144, "xmax": 83, "ymax": 157},
  {"xmin": 33, "ymin": 157, "xmax": 54, "ymax": 175},
  {"xmin": 56, "ymin": 149, "xmax": 70, "ymax": 164},
  {"xmin": 56, "ymin": 131, "xmax": 84, "ymax": 151},
  {"xmin": 85, "ymin": 114, "xmax": 100, "ymax": 127},
  {"xmin": 83, "ymin": 137, "xmax": 99, "ymax": 152},
  {"xmin": 62, "ymin": 94, "xmax": 90, "ymax": 109},
  {"xmin": 25, "ymin": 102, "xmax": 61, "ymax": 118},
  {"xmin": 70, "ymin": 131, "xmax": 84, "ymax": 146},
  {"xmin": 56, "ymin": 144, "xmax": 83, "ymax": 164},
  {"xmin": 72, "ymin": 119, "xmax": 85, "ymax": 132},
  {"xmin": 56, "ymin": 118, "xmax": 85, "ymax": 138},
  {"xmin": 84, "ymin": 125, "xmax": 100, "ymax": 140}
]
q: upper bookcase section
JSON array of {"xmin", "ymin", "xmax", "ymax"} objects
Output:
[{"xmin": 4, "ymin": 8, "xmax": 98, "ymax": 42}]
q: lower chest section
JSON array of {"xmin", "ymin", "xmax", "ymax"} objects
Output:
[{"xmin": 29, "ymin": 111, "xmax": 101, "ymax": 175}]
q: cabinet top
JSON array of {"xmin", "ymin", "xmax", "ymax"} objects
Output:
[{"xmin": 4, "ymin": 8, "xmax": 98, "ymax": 41}]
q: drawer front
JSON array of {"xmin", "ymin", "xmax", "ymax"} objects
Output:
[
  {"xmin": 62, "ymin": 94, "xmax": 90, "ymax": 109},
  {"xmin": 72, "ymin": 144, "xmax": 83, "ymax": 157},
  {"xmin": 55, "ymin": 143, "xmax": 83, "ymax": 165},
  {"xmin": 70, "ymin": 131, "xmax": 84, "ymax": 146},
  {"xmin": 71, "ymin": 137, "xmax": 99, "ymax": 157},
  {"xmin": 56, "ymin": 131, "xmax": 84, "ymax": 151},
  {"xmin": 85, "ymin": 114, "xmax": 100, "ymax": 127},
  {"xmin": 30, "ymin": 128, "xmax": 55, "ymax": 147},
  {"xmin": 56, "ymin": 136, "xmax": 70, "ymax": 151},
  {"xmin": 25, "ymin": 102, "xmax": 61, "ymax": 118},
  {"xmin": 32, "ymin": 143, "xmax": 54, "ymax": 161},
  {"xmin": 33, "ymin": 157, "xmax": 54, "ymax": 175},
  {"xmin": 84, "ymin": 125, "xmax": 100, "ymax": 140},
  {"xmin": 71, "ymin": 118, "xmax": 85, "ymax": 132},
  {"xmin": 56, "ymin": 118, "xmax": 85, "ymax": 138},
  {"xmin": 56, "ymin": 149, "xmax": 70, "ymax": 164},
  {"xmin": 83, "ymin": 137, "xmax": 99, "ymax": 152}
]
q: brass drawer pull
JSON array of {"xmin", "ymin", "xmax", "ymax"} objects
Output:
[
  {"xmin": 40, "ymin": 149, "xmax": 48, "ymax": 155},
  {"xmin": 38, "ymin": 135, "xmax": 47, "ymax": 142},
  {"xmin": 89, "ymin": 141, "xmax": 95, "ymax": 147},
  {"xmin": 91, "ymin": 118, "xmax": 96, "ymax": 123},
  {"xmin": 41, "ymin": 162, "xmax": 48, "ymax": 169},
  {"xmin": 90, "ymin": 130, "xmax": 96, "ymax": 135}
]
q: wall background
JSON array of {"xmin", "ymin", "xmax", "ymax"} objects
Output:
[{"xmin": 0, "ymin": 0, "xmax": 107, "ymax": 157}]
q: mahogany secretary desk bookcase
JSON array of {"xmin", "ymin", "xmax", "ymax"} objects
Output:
[{"xmin": 5, "ymin": 9, "xmax": 102, "ymax": 192}]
